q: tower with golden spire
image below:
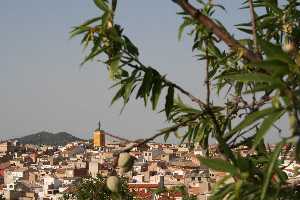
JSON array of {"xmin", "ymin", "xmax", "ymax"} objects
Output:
[{"xmin": 93, "ymin": 121, "xmax": 105, "ymax": 148}]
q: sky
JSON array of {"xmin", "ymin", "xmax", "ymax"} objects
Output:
[{"xmin": 0, "ymin": 1, "xmax": 286, "ymax": 142}]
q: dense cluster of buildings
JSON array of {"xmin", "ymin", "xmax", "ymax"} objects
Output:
[{"xmin": 0, "ymin": 128, "xmax": 299, "ymax": 200}]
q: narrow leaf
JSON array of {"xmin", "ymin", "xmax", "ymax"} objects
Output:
[
  {"xmin": 252, "ymin": 109, "xmax": 285, "ymax": 149},
  {"xmin": 165, "ymin": 86, "xmax": 174, "ymax": 119},
  {"xmin": 226, "ymin": 107, "xmax": 276, "ymax": 140},
  {"xmin": 259, "ymin": 39, "xmax": 293, "ymax": 64},
  {"xmin": 150, "ymin": 78, "xmax": 163, "ymax": 110},
  {"xmin": 93, "ymin": 0, "xmax": 109, "ymax": 11},
  {"xmin": 222, "ymin": 73, "xmax": 283, "ymax": 86},
  {"xmin": 260, "ymin": 140, "xmax": 285, "ymax": 200},
  {"xmin": 199, "ymin": 157, "xmax": 238, "ymax": 175}
]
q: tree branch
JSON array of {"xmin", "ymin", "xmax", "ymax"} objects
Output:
[
  {"xmin": 205, "ymin": 44, "xmax": 210, "ymax": 105},
  {"xmin": 125, "ymin": 55, "xmax": 207, "ymax": 108},
  {"xmin": 248, "ymin": 0, "xmax": 258, "ymax": 52},
  {"xmin": 174, "ymin": 0, "xmax": 261, "ymax": 62}
]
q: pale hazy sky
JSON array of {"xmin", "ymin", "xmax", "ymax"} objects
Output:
[{"xmin": 0, "ymin": 1, "xmax": 286, "ymax": 142}]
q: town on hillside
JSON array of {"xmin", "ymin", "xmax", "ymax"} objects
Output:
[{"xmin": 0, "ymin": 127, "xmax": 299, "ymax": 200}]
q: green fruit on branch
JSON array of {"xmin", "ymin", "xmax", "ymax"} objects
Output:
[
  {"xmin": 272, "ymin": 96, "xmax": 281, "ymax": 109},
  {"xmin": 118, "ymin": 152, "xmax": 134, "ymax": 172},
  {"xmin": 107, "ymin": 21, "xmax": 113, "ymax": 29},
  {"xmin": 106, "ymin": 176, "xmax": 121, "ymax": 193}
]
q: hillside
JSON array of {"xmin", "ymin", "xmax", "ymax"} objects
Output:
[{"xmin": 17, "ymin": 131, "xmax": 83, "ymax": 146}]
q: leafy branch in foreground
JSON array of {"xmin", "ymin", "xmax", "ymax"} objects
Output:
[
  {"xmin": 62, "ymin": 175, "xmax": 133, "ymax": 200},
  {"xmin": 72, "ymin": 0, "xmax": 300, "ymax": 199}
]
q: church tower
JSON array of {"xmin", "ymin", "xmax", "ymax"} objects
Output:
[{"xmin": 93, "ymin": 121, "xmax": 105, "ymax": 148}]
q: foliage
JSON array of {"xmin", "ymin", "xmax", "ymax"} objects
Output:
[
  {"xmin": 153, "ymin": 185, "xmax": 197, "ymax": 200},
  {"xmin": 62, "ymin": 175, "xmax": 133, "ymax": 200},
  {"xmin": 72, "ymin": 0, "xmax": 300, "ymax": 199}
]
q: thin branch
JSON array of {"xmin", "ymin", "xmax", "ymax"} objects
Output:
[
  {"xmin": 234, "ymin": 95, "xmax": 272, "ymax": 110},
  {"xmin": 248, "ymin": 0, "xmax": 258, "ymax": 52},
  {"xmin": 174, "ymin": 0, "xmax": 261, "ymax": 62},
  {"xmin": 205, "ymin": 44, "xmax": 210, "ymax": 105},
  {"xmin": 168, "ymin": 80, "xmax": 206, "ymax": 108}
]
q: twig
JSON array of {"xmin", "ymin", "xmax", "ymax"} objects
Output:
[
  {"xmin": 248, "ymin": 0, "xmax": 258, "ymax": 52},
  {"xmin": 205, "ymin": 44, "xmax": 210, "ymax": 105},
  {"xmin": 167, "ymin": 80, "xmax": 206, "ymax": 108},
  {"xmin": 236, "ymin": 95, "xmax": 272, "ymax": 110},
  {"xmin": 174, "ymin": 0, "xmax": 261, "ymax": 62}
]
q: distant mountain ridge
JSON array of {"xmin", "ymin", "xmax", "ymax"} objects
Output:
[{"xmin": 16, "ymin": 131, "xmax": 83, "ymax": 146}]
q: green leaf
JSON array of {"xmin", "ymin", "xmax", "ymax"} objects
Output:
[
  {"xmin": 199, "ymin": 157, "xmax": 238, "ymax": 175},
  {"xmin": 210, "ymin": 184, "xmax": 234, "ymax": 200},
  {"xmin": 164, "ymin": 132, "xmax": 170, "ymax": 142},
  {"xmin": 93, "ymin": 0, "xmax": 109, "ymax": 11},
  {"xmin": 165, "ymin": 86, "xmax": 174, "ymax": 119},
  {"xmin": 123, "ymin": 36, "xmax": 139, "ymax": 57},
  {"xmin": 136, "ymin": 68, "xmax": 154, "ymax": 105},
  {"xmin": 175, "ymin": 96, "xmax": 202, "ymax": 114},
  {"xmin": 237, "ymin": 27, "xmax": 253, "ymax": 34},
  {"xmin": 70, "ymin": 26, "xmax": 90, "ymax": 38},
  {"xmin": 264, "ymin": 1, "xmax": 282, "ymax": 14},
  {"xmin": 253, "ymin": 60, "xmax": 289, "ymax": 77},
  {"xmin": 243, "ymin": 83, "xmax": 283, "ymax": 94},
  {"xmin": 222, "ymin": 73, "xmax": 283, "ymax": 86},
  {"xmin": 252, "ymin": 109, "xmax": 285, "ymax": 150},
  {"xmin": 81, "ymin": 16, "xmax": 102, "ymax": 27},
  {"xmin": 259, "ymin": 39, "xmax": 293, "ymax": 65},
  {"xmin": 111, "ymin": 86, "xmax": 125, "ymax": 105},
  {"xmin": 225, "ymin": 107, "xmax": 276, "ymax": 140},
  {"xmin": 260, "ymin": 140, "xmax": 285, "ymax": 200},
  {"xmin": 150, "ymin": 78, "xmax": 163, "ymax": 110},
  {"xmin": 178, "ymin": 17, "xmax": 193, "ymax": 41},
  {"xmin": 81, "ymin": 47, "xmax": 107, "ymax": 65},
  {"xmin": 123, "ymin": 79, "xmax": 135, "ymax": 104}
]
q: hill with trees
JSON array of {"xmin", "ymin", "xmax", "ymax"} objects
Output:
[{"xmin": 16, "ymin": 131, "xmax": 83, "ymax": 146}]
